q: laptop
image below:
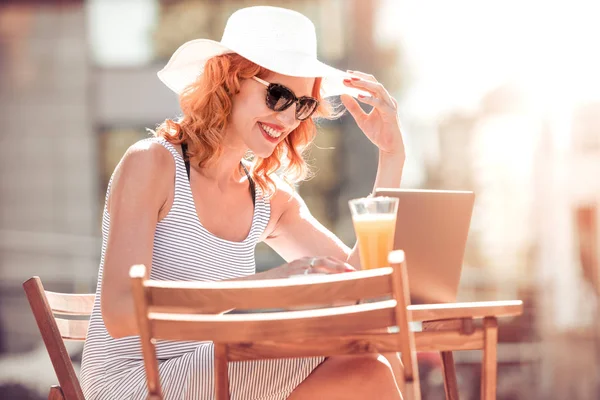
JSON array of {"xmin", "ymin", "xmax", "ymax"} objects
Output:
[{"xmin": 374, "ymin": 189, "xmax": 475, "ymax": 304}]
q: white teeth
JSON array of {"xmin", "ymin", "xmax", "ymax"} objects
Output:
[{"xmin": 260, "ymin": 123, "xmax": 282, "ymax": 138}]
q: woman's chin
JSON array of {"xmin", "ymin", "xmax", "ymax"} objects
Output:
[
  {"xmin": 247, "ymin": 139, "xmax": 279, "ymax": 159},
  {"xmin": 252, "ymin": 148, "xmax": 276, "ymax": 159}
]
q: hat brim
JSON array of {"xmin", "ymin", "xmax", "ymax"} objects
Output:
[{"xmin": 157, "ymin": 39, "xmax": 367, "ymax": 98}]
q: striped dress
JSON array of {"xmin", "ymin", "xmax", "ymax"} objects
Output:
[{"xmin": 80, "ymin": 137, "xmax": 324, "ymax": 399}]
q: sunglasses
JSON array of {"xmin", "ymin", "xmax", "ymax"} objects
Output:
[{"xmin": 252, "ymin": 76, "xmax": 319, "ymax": 121}]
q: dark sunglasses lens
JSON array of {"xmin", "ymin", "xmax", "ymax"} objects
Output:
[
  {"xmin": 266, "ymin": 85, "xmax": 295, "ymax": 111},
  {"xmin": 296, "ymin": 99, "xmax": 318, "ymax": 120}
]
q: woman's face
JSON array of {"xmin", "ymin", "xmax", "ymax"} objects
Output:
[{"xmin": 229, "ymin": 72, "xmax": 315, "ymax": 158}]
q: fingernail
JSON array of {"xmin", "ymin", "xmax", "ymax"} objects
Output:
[
  {"xmin": 343, "ymin": 78, "xmax": 351, "ymax": 83},
  {"xmin": 358, "ymin": 93, "xmax": 366, "ymax": 98},
  {"xmin": 351, "ymin": 77, "xmax": 360, "ymax": 81}
]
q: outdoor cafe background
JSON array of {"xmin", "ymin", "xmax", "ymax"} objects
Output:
[{"xmin": 0, "ymin": 0, "xmax": 599, "ymax": 398}]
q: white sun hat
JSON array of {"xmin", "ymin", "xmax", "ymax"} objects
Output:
[{"xmin": 157, "ymin": 6, "xmax": 364, "ymax": 98}]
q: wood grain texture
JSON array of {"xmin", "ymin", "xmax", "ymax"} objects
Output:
[
  {"xmin": 45, "ymin": 292, "xmax": 94, "ymax": 316},
  {"xmin": 47, "ymin": 386, "xmax": 65, "ymax": 400},
  {"xmin": 146, "ymin": 268, "xmax": 394, "ymax": 313},
  {"xmin": 130, "ymin": 265, "xmax": 163, "ymax": 399},
  {"xmin": 54, "ymin": 318, "xmax": 88, "ymax": 340},
  {"xmin": 421, "ymin": 319, "xmax": 463, "ymax": 332},
  {"xmin": 409, "ymin": 300, "xmax": 523, "ymax": 322},
  {"xmin": 481, "ymin": 317, "xmax": 498, "ymax": 400},
  {"xmin": 414, "ymin": 329, "xmax": 485, "ymax": 352},
  {"xmin": 226, "ymin": 333, "xmax": 407, "ymax": 361},
  {"xmin": 389, "ymin": 250, "xmax": 420, "ymax": 400},
  {"xmin": 214, "ymin": 344, "xmax": 230, "ymax": 400},
  {"xmin": 461, "ymin": 318, "xmax": 475, "ymax": 335},
  {"xmin": 150, "ymin": 300, "xmax": 397, "ymax": 342},
  {"xmin": 441, "ymin": 352, "xmax": 459, "ymax": 400}
]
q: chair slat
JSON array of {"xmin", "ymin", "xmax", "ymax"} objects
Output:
[
  {"xmin": 55, "ymin": 318, "xmax": 89, "ymax": 341},
  {"xmin": 227, "ymin": 332, "xmax": 404, "ymax": 361},
  {"xmin": 45, "ymin": 291, "xmax": 95, "ymax": 316},
  {"xmin": 150, "ymin": 300, "xmax": 398, "ymax": 343},
  {"xmin": 146, "ymin": 268, "xmax": 393, "ymax": 313}
]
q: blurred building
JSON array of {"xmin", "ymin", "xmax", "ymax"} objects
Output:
[{"xmin": 0, "ymin": 2, "xmax": 97, "ymax": 356}]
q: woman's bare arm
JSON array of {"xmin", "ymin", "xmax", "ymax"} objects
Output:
[
  {"xmin": 101, "ymin": 141, "xmax": 173, "ymax": 338},
  {"xmin": 264, "ymin": 149, "xmax": 404, "ymax": 270},
  {"xmin": 263, "ymin": 182, "xmax": 352, "ymax": 264}
]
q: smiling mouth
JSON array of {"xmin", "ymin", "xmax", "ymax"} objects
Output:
[{"xmin": 258, "ymin": 122, "xmax": 283, "ymax": 139}]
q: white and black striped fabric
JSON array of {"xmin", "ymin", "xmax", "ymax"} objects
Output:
[{"xmin": 80, "ymin": 137, "xmax": 324, "ymax": 399}]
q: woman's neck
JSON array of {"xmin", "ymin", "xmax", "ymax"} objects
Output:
[{"xmin": 192, "ymin": 137, "xmax": 248, "ymax": 187}]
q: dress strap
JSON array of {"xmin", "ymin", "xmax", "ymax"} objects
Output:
[
  {"xmin": 241, "ymin": 163, "xmax": 257, "ymax": 206},
  {"xmin": 181, "ymin": 141, "xmax": 191, "ymax": 181}
]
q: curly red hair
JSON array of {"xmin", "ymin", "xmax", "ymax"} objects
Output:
[{"xmin": 154, "ymin": 53, "xmax": 338, "ymax": 197}]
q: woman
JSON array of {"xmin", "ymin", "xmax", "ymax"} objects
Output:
[{"xmin": 81, "ymin": 6, "xmax": 406, "ymax": 400}]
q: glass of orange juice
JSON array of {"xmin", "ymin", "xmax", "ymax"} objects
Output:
[{"xmin": 349, "ymin": 197, "xmax": 399, "ymax": 270}]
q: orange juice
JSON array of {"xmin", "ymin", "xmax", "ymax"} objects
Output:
[{"xmin": 352, "ymin": 213, "xmax": 397, "ymax": 270}]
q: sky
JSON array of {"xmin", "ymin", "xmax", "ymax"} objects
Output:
[{"xmin": 377, "ymin": 0, "xmax": 600, "ymax": 118}]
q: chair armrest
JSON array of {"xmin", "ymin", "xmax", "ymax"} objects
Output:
[{"xmin": 408, "ymin": 300, "xmax": 523, "ymax": 322}]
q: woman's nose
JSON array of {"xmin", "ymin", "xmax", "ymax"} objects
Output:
[{"xmin": 276, "ymin": 103, "xmax": 297, "ymax": 125}]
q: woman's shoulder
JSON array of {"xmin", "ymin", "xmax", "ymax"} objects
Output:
[
  {"xmin": 268, "ymin": 174, "xmax": 307, "ymax": 217},
  {"xmin": 120, "ymin": 138, "xmax": 175, "ymax": 173},
  {"xmin": 110, "ymin": 138, "xmax": 176, "ymax": 194},
  {"xmin": 105, "ymin": 138, "xmax": 178, "ymax": 214}
]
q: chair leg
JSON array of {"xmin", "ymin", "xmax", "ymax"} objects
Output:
[
  {"xmin": 403, "ymin": 380, "xmax": 422, "ymax": 400},
  {"xmin": 214, "ymin": 344, "xmax": 230, "ymax": 400},
  {"xmin": 441, "ymin": 351, "xmax": 459, "ymax": 400},
  {"xmin": 48, "ymin": 386, "xmax": 65, "ymax": 400},
  {"xmin": 481, "ymin": 317, "xmax": 498, "ymax": 400}
]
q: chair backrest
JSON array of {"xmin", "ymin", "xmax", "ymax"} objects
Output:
[
  {"xmin": 23, "ymin": 277, "xmax": 94, "ymax": 400},
  {"xmin": 130, "ymin": 250, "xmax": 419, "ymax": 400}
]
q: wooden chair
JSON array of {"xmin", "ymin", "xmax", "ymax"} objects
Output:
[
  {"xmin": 22, "ymin": 277, "xmax": 94, "ymax": 400},
  {"xmin": 130, "ymin": 250, "xmax": 422, "ymax": 400}
]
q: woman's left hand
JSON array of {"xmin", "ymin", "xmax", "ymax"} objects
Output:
[{"xmin": 340, "ymin": 71, "xmax": 404, "ymax": 156}]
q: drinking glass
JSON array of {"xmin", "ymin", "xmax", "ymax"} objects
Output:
[{"xmin": 349, "ymin": 197, "xmax": 399, "ymax": 270}]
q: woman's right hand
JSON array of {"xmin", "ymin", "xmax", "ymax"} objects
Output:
[{"xmin": 266, "ymin": 256, "xmax": 356, "ymax": 279}]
